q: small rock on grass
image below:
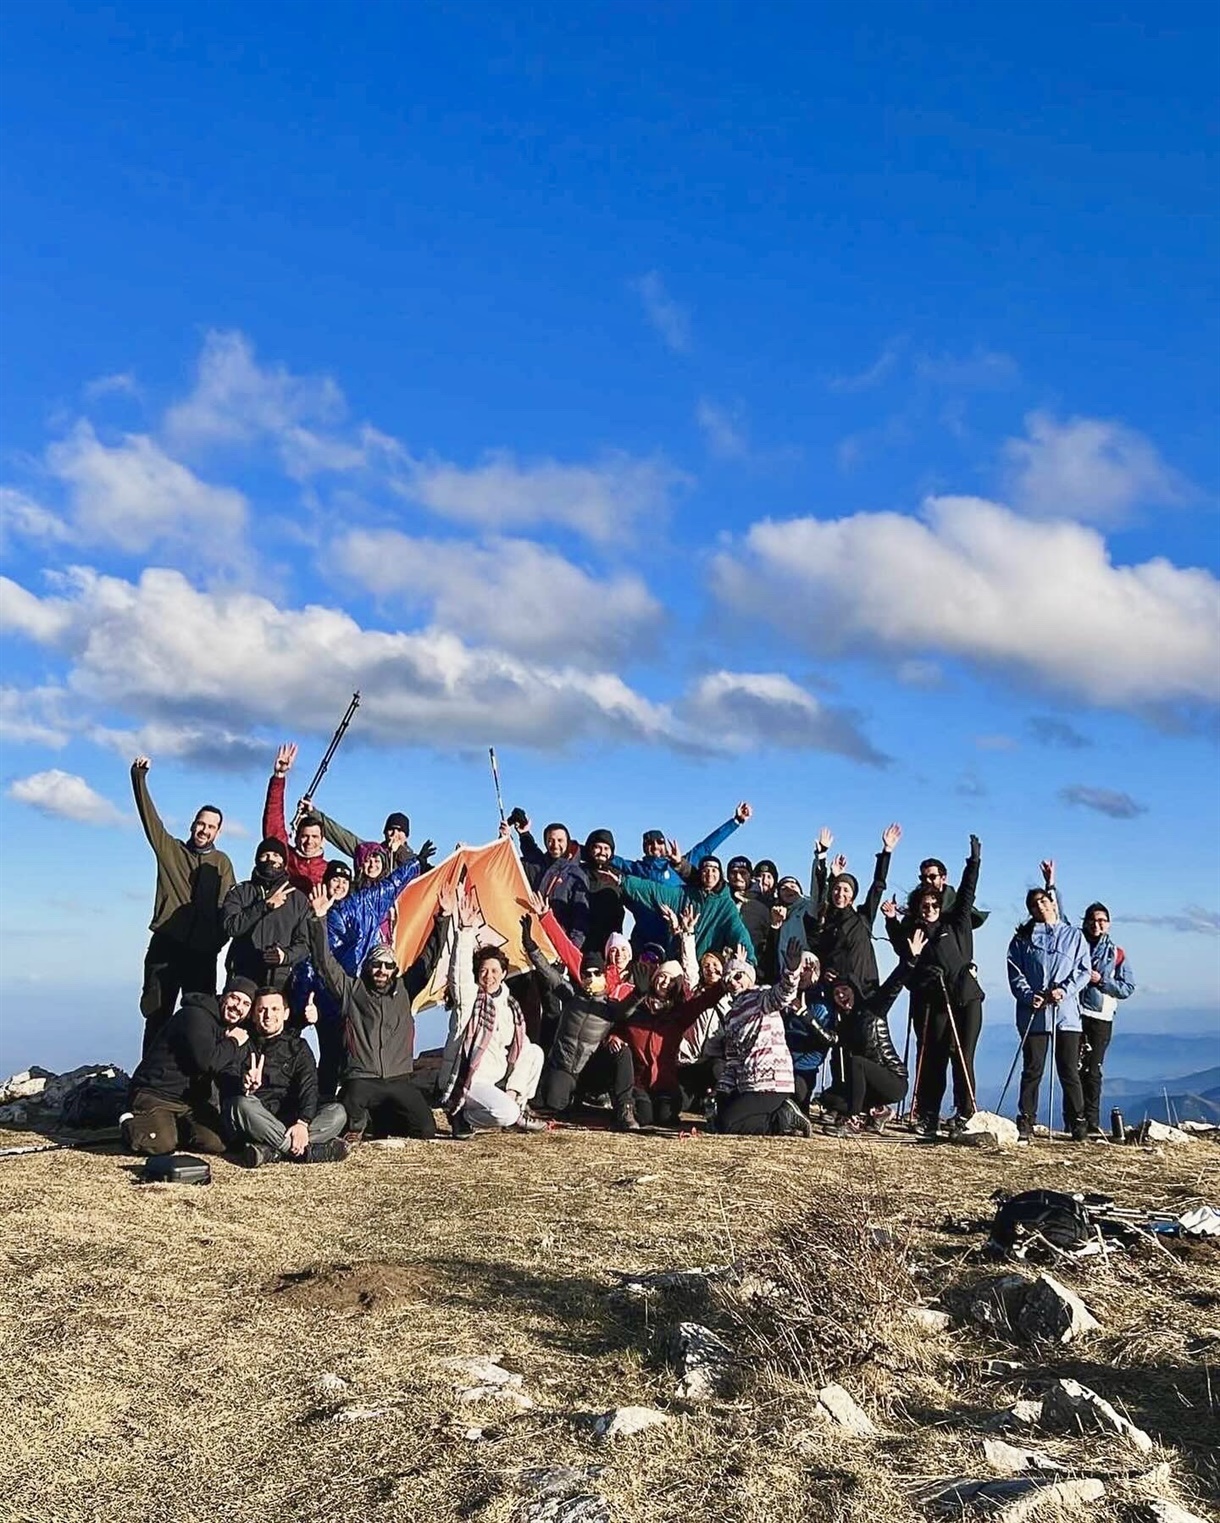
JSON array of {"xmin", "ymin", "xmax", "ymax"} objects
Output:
[
  {"xmin": 1015, "ymin": 1273, "xmax": 1101, "ymax": 1345},
  {"xmin": 514, "ymin": 1497, "xmax": 611, "ymax": 1523},
  {"xmin": 907, "ymin": 1306, "xmax": 953, "ymax": 1332},
  {"xmin": 933, "ymin": 1476, "xmax": 1104, "ymax": 1518},
  {"xmin": 315, "ymin": 1372, "xmax": 348, "ymax": 1394},
  {"xmin": 439, "ymin": 1354, "xmax": 523, "ymax": 1388},
  {"xmin": 811, "ymin": 1383, "xmax": 879, "ymax": 1437},
  {"xmin": 1135, "ymin": 1502, "xmax": 1210, "ymax": 1523},
  {"xmin": 1040, "ymin": 1378, "xmax": 1153, "ymax": 1452},
  {"xmin": 982, "ymin": 1437, "xmax": 1063, "ymax": 1475},
  {"xmin": 668, "ymin": 1321, "xmax": 733, "ymax": 1401},
  {"xmin": 592, "ymin": 1405, "xmax": 672, "ymax": 1440},
  {"xmin": 519, "ymin": 1467, "xmax": 606, "ymax": 1500}
]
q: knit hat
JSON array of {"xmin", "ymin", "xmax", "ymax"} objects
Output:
[
  {"xmin": 604, "ymin": 931, "xmax": 631, "ymax": 959},
  {"xmin": 355, "ymin": 841, "xmax": 390, "ymax": 878},
  {"xmin": 585, "ymin": 827, "xmax": 616, "ymax": 853},
  {"xmin": 777, "ymin": 874, "xmax": 803, "ymax": 894},
  {"xmin": 655, "ymin": 959, "xmax": 684, "ymax": 982},
  {"xmin": 222, "ymin": 975, "xmax": 259, "ymax": 1001},
  {"xmin": 323, "ymin": 860, "xmax": 353, "ymax": 885},
  {"xmin": 580, "ymin": 950, "xmax": 606, "ymax": 975},
  {"xmin": 726, "ymin": 854, "xmax": 752, "ymax": 876},
  {"xmin": 831, "ymin": 872, "xmax": 860, "ymax": 901},
  {"xmin": 725, "ymin": 956, "xmax": 756, "ymax": 987},
  {"xmin": 256, "ymin": 836, "xmax": 288, "ymax": 862},
  {"xmin": 754, "ymin": 858, "xmax": 779, "ymax": 880},
  {"xmin": 642, "ymin": 829, "xmax": 666, "ymax": 848},
  {"xmin": 384, "ymin": 811, "xmax": 410, "ymax": 837},
  {"xmin": 638, "ymin": 942, "xmax": 666, "ymax": 964},
  {"xmin": 363, "ymin": 942, "xmax": 398, "ymax": 970}
]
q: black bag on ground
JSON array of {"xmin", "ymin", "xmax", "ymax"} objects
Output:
[
  {"xmin": 989, "ymin": 1190, "xmax": 1092, "ymax": 1253},
  {"xmin": 140, "ymin": 1153, "xmax": 212, "ymax": 1185},
  {"xmin": 60, "ymin": 1076, "xmax": 128, "ymax": 1130}
]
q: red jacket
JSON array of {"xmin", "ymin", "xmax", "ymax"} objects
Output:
[
  {"xmin": 618, "ymin": 984, "xmax": 723, "ymax": 1093},
  {"xmin": 263, "ymin": 775, "xmax": 329, "ymax": 894}
]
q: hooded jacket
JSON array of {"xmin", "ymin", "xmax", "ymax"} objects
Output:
[
  {"xmin": 221, "ymin": 873, "xmax": 312, "ymax": 992},
  {"xmin": 1081, "ymin": 936, "xmax": 1136, "ymax": 1019},
  {"xmin": 834, "ymin": 963, "xmax": 910, "ymax": 1079},
  {"xmin": 328, "ymin": 854, "xmax": 422, "ymax": 975},
  {"xmin": 131, "ymin": 768, "xmax": 235, "ymax": 954},
  {"xmin": 219, "ymin": 1028, "xmax": 320, "ymax": 1124},
  {"xmin": 519, "ymin": 834, "xmax": 592, "ymax": 947},
  {"xmin": 618, "ymin": 871, "xmax": 757, "ymax": 965},
  {"xmin": 129, "ymin": 991, "xmax": 246, "ymax": 1104},
  {"xmin": 610, "ymin": 816, "xmax": 743, "ymax": 948},
  {"xmin": 263, "ymin": 775, "xmax": 329, "ymax": 893},
  {"xmin": 805, "ymin": 849, "xmax": 892, "ymax": 993},
  {"xmin": 1006, "ymin": 919, "xmax": 1092, "ymax": 1035},
  {"xmin": 525, "ymin": 931, "xmax": 617, "ymax": 1108},
  {"xmin": 308, "ymin": 915, "xmax": 417, "ymax": 1081}
]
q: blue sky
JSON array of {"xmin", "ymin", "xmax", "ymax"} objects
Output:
[{"xmin": 1, "ymin": 2, "xmax": 1217, "ymax": 1076}]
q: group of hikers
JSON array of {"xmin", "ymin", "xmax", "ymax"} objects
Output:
[{"xmin": 121, "ymin": 741, "xmax": 1137, "ymax": 1167}]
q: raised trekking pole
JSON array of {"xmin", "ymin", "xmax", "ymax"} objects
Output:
[
  {"xmin": 292, "ymin": 690, "xmax": 361, "ymax": 832},
  {"xmin": 488, "ymin": 746, "xmax": 507, "ymax": 828}
]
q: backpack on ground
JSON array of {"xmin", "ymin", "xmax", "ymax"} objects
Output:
[{"xmin": 989, "ymin": 1190, "xmax": 1093, "ymax": 1256}]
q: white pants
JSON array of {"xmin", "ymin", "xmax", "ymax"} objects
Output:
[{"xmin": 461, "ymin": 1042, "xmax": 544, "ymax": 1130}]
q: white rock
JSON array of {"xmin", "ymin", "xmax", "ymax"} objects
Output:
[
  {"xmin": 906, "ymin": 1306, "xmax": 953, "ymax": 1332},
  {"xmin": 0, "ymin": 1068, "xmax": 54, "ymax": 1103},
  {"xmin": 458, "ymin": 1385, "xmax": 535, "ymax": 1410},
  {"xmin": 519, "ymin": 1466, "xmax": 604, "ymax": 1500},
  {"xmin": 1015, "ymin": 1273, "xmax": 1101, "ymax": 1344},
  {"xmin": 1136, "ymin": 1502, "xmax": 1210, "ymax": 1523},
  {"xmin": 933, "ymin": 1476, "xmax": 1104, "ymax": 1519},
  {"xmin": 957, "ymin": 1111, "xmax": 1021, "ymax": 1147},
  {"xmin": 982, "ymin": 1437, "xmax": 1062, "ymax": 1474},
  {"xmin": 992, "ymin": 1398, "xmax": 1045, "ymax": 1430},
  {"xmin": 617, "ymin": 1266, "xmax": 728, "ymax": 1298},
  {"xmin": 315, "ymin": 1372, "xmax": 349, "ymax": 1394},
  {"xmin": 812, "ymin": 1383, "xmax": 879, "ymax": 1437},
  {"xmin": 592, "ymin": 1405, "xmax": 672, "ymax": 1440},
  {"xmin": 993, "ymin": 1477, "xmax": 1105, "ymax": 1523},
  {"xmin": 1040, "ymin": 1377, "xmax": 1153, "ymax": 1451},
  {"xmin": 439, "ymin": 1354, "xmax": 523, "ymax": 1388},
  {"xmin": 668, "ymin": 1321, "xmax": 733, "ymax": 1401},
  {"xmin": 1144, "ymin": 1120, "xmax": 1193, "ymax": 1145},
  {"xmin": 514, "ymin": 1497, "xmax": 612, "ymax": 1523}
]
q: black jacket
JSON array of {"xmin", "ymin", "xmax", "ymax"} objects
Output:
[
  {"xmin": 736, "ymin": 894, "xmax": 776, "ymax": 978},
  {"xmin": 525, "ymin": 935, "xmax": 617, "ymax": 1110},
  {"xmin": 886, "ymin": 851, "xmax": 984, "ymax": 1018},
  {"xmin": 222, "ymin": 879, "xmax": 312, "ymax": 993},
  {"xmin": 581, "ymin": 841, "xmax": 625, "ymax": 952},
  {"xmin": 219, "ymin": 1029, "xmax": 319, "ymax": 1124},
  {"xmin": 129, "ymin": 992, "xmax": 246, "ymax": 1104},
  {"xmin": 837, "ymin": 963, "xmax": 910, "ymax": 1079},
  {"xmin": 807, "ymin": 848, "xmax": 891, "ymax": 994}
]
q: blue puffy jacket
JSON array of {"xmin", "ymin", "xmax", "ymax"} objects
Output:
[
  {"xmin": 1006, "ymin": 921, "xmax": 1092, "ymax": 1035},
  {"xmin": 328, "ymin": 858, "xmax": 421, "ymax": 975}
]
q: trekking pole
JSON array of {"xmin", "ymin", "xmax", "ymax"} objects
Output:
[
  {"xmin": 488, "ymin": 747, "xmax": 507, "ymax": 828},
  {"xmin": 1047, "ymin": 1017, "xmax": 1058, "ymax": 1145},
  {"xmin": 937, "ymin": 972, "xmax": 977, "ymax": 1116},
  {"xmin": 292, "ymin": 691, "xmax": 361, "ymax": 831},
  {"xmin": 907, "ymin": 1011, "xmax": 929, "ymax": 1129},
  {"xmin": 995, "ymin": 1019, "xmax": 1035, "ymax": 1114},
  {"xmin": 899, "ymin": 1012, "xmax": 913, "ymax": 1119}
]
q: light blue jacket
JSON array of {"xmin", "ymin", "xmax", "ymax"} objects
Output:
[
  {"xmin": 1006, "ymin": 921, "xmax": 1092, "ymax": 1035},
  {"xmin": 1081, "ymin": 935, "xmax": 1136, "ymax": 1018}
]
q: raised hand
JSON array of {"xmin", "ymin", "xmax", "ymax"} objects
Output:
[
  {"xmin": 308, "ymin": 885, "xmax": 331, "ymax": 920},
  {"xmin": 1040, "ymin": 859, "xmax": 1055, "ymax": 887},
  {"xmin": 784, "ymin": 938, "xmax": 806, "ymax": 971},
  {"xmin": 736, "ymin": 942, "xmax": 749, "ymax": 964},
  {"xmin": 244, "ymin": 1053, "xmax": 265, "ymax": 1094},
  {"xmin": 880, "ymin": 897, "xmax": 899, "ymax": 921},
  {"xmin": 770, "ymin": 904, "xmax": 788, "ymax": 929},
  {"xmin": 666, "ymin": 838, "xmax": 683, "ymax": 865},
  {"xmin": 302, "ymin": 992, "xmax": 319, "ymax": 1026},
  {"xmin": 520, "ymin": 913, "xmax": 535, "ymax": 944},
  {"xmin": 457, "ymin": 885, "xmax": 480, "ymax": 930},
  {"xmin": 881, "ymin": 822, "xmax": 903, "ymax": 852},
  {"xmin": 734, "ymin": 801, "xmax": 753, "ymax": 824},
  {"xmin": 132, "ymin": 756, "xmax": 151, "ymax": 773},
  {"xmin": 266, "ymin": 881, "xmax": 292, "ymax": 910},
  {"xmin": 908, "ymin": 927, "xmax": 927, "ymax": 959},
  {"xmin": 498, "ymin": 820, "xmax": 511, "ymax": 839},
  {"xmin": 678, "ymin": 902, "xmax": 698, "ymax": 936},
  {"xmin": 437, "ymin": 878, "xmax": 460, "ymax": 918},
  {"xmin": 417, "ymin": 839, "xmax": 436, "ymax": 867},
  {"xmin": 659, "ymin": 904, "xmax": 680, "ymax": 933},
  {"xmin": 274, "ymin": 742, "xmax": 297, "ymax": 777},
  {"xmin": 830, "ymin": 853, "xmax": 848, "ymax": 877},
  {"xmin": 815, "ymin": 826, "xmax": 833, "ymax": 852}
]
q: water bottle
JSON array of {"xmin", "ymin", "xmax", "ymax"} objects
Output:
[{"xmin": 1110, "ymin": 1108, "xmax": 1126, "ymax": 1143}]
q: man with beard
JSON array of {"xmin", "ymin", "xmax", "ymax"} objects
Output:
[
  {"xmin": 130, "ymin": 756, "xmax": 235, "ymax": 1052},
  {"xmin": 514, "ymin": 817, "xmax": 592, "ymax": 948},
  {"xmin": 805, "ymin": 823, "xmax": 903, "ymax": 992},
  {"xmin": 307, "ymin": 888, "xmax": 437, "ymax": 1141},
  {"xmin": 221, "ymin": 988, "xmax": 350, "ymax": 1166},
  {"xmin": 122, "ymin": 976, "xmax": 255, "ymax": 1155},
  {"xmin": 222, "ymin": 838, "xmax": 312, "ymax": 995},
  {"xmin": 726, "ymin": 855, "xmax": 775, "ymax": 976}
]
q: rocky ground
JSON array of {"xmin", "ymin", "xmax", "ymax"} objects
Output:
[{"xmin": 1, "ymin": 1100, "xmax": 1218, "ymax": 1523}]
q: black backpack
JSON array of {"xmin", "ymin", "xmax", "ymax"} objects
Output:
[
  {"xmin": 60, "ymin": 1075, "xmax": 129, "ymax": 1130},
  {"xmin": 990, "ymin": 1190, "xmax": 1093, "ymax": 1254}
]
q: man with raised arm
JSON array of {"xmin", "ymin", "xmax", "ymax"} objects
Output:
[
  {"xmin": 513, "ymin": 815, "xmax": 592, "ymax": 947},
  {"xmin": 130, "ymin": 756, "xmax": 236, "ymax": 1052},
  {"xmin": 805, "ymin": 823, "xmax": 903, "ymax": 993},
  {"xmin": 262, "ymin": 742, "xmax": 330, "ymax": 894}
]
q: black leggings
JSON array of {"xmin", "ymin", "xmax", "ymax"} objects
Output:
[
  {"xmin": 913, "ymin": 999, "xmax": 982, "ymax": 1120},
  {"xmin": 1018, "ymin": 1030, "xmax": 1083, "ymax": 1131},
  {"xmin": 632, "ymin": 1087, "xmax": 683, "ymax": 1127},
  {"xmin": 825, "ymin": 1058, "xmax": 906, "ymax": 1118},
  {"xmin": 341, "ymin": 1076, "xmax": 436, "ymax": 1139},
  {"xmin": 1079, "ymin": 1016, "xmax": 1113, "ymax": 1131},
  {"xmin": 715, "ymin": 1091, "xmax": 791, "ymax": 1134}
]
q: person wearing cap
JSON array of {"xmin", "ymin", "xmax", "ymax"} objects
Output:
[
  {"xmin": 221, "ymin": 838, "xmax": 312, "ymax": 994},
  {"xmin": 702, "ymin": 940, "xmax": 815, "ymax": 1136},
  {"xmin": 605, "ymin": 803, "xmax": 754, "ymax": 953},
  {"xmin": 221, "ymin": 987, "xmax": 350, "ymax": 1166},
  {"xmin": 539, "ymin": 901, "xmax": 636, "ymax": 1004},
  {"xmin": 307, "ymin": 889, "xmax": 438, "ymax": 1141},
  {"xmin": 308, "ymin": 799, "xmax": 436, "ymax": 877},
  {"xmin": 581, "ymin": 828, "xmax": 626, "ymax": 951},
  {"xmin": 805, "ymin": 824, "xmax": 903, "ymax": 994},
  {"xmin": 129, "ymin": 755, "xmax": 236, "ymax": 1053},
  {"xmin": 439, "ymin": 895, "xmax": 546, "ymax": 1138},
  {"xmin": 122, "ymin": 977, "xmax": 255, "ymax": 1155},
  {"xmin": 524, "ymin": 918, "xmax": 640, "ymax": 1129},
  {"xmin": 726, "ymin": 854, "xmax": 775, "ymax": 976}
]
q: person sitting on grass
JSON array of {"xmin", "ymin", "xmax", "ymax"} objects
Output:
[
  {"xmin": 122, "ymin": 976, "xmax": 256, "ymax": 1156},
  {"xmin": 439, "ymin": 888, "xmax": 547, "ymax": 1139},
  {"xmin": 703, "ymin": 940, "xmax": 815, "ymax": 1136},
  {"xmin": 221, "ymin": 987, "xmax": 349, "ymax": 1167}
]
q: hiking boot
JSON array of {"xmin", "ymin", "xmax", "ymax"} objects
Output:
[
  {"xmin": 946, "ymin": 1112, "xmax": 972, "ymax": 1137},
  {"xmin": 772, "ymin": 1098, "xmax": 814, "ymax": 1138},
  {"xmin": 1070, "ymin": 1123, "xmax": 1089, "ymax": 1143},
  {"xmin": 448, "ymin": 1111, "xmax": 474, "ymax": 1141},
  {"xmin": 1016, "ymin": 1118, "xmax": 1033, "ymax": 1147},
  {"xmin": 514, "ymin": 1109, "xmax": 549, "ymax": 1133},
  {"xmin": 614, "ymin": 1098, "xmax": 641, "ymax": 1132},
  {"xmin": 341, "ymin": 1130, "xmax": 365, "ymax": 1149},
  {"xmin": 826, "ymin": 1115, "xmax": 862, "ymax": 1139},
  {"xmin": 302, "ymin": 1137, "xmax": 350, "ymax": 1164},
  {"xmin": 242, "ymin": 1143, "xmax": 275, "ymax": 1168},
  {"xmin": 914, "ymin": 1113, "xmax": 940, "ymax": 1144},
  {"xmin": 864, "ymin": 1108, "xmax": 891, "ymax": 1136}
]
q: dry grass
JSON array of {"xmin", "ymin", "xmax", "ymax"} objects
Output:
[{"xmin": 1, "ymin": 1123, "xmax": 1218, "ymax": 1523}]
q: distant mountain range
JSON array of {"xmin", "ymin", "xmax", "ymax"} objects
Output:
[{"xmin": 1102, "ymin": 1065, "xmax": 1220, "ymax": 1125}]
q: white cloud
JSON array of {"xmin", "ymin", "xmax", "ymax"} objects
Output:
[
  {"xmin": 333, "ymin": 529, "xmax": 663, "ymax": 665},
  {"xmin": 7, "ymin": 769, "xmax": 126, "ymax": 826},
  {"xmin": 711, "ymin": 495, "xmax": 1220, "ymax": 717},
  {"xmin": 0, "ymin": 685, "xmax": 70, "ymax": 748},
  {"xmin": 0, "ymin": 575, "xmax": 74, "ymax": 642},
  {"xmin": 1003, "ymin": 411, "xmax": 1189, "ymax": 524},
  {"xmin": 631, "ymin": 271, "xmax": 691, "ymax": 353},
  {"xmin": 400, "ymin": 450, "xmax": 687, "ymax": 543},
  {"xmin": 83, "ymin": 371, "xmax": 141, "ymax": 401},
  {"xmin": 914, "ymin": 349, "xmax": 1018, "ymax": 388},
  {"xmin": 1059, "ymin": 784, "xmax": 1148, "ymax": 820},
  {"xmin": 679, "ymin": 672, "xmax": 886, "ymax": 764},
  {"xmin": 44, "ymin": 422, "xmax": 248, "ymax": 557},
  {"xmin": 695, "ymin": 399, "xmax": 748, "ymax": 460},
  {"xmin": 0, "ymin": 487, "xmax": 69, "ymax": 551},
  {"xmin": 828, "ymin": 341, "xmax": 903, "ymax": 392}
]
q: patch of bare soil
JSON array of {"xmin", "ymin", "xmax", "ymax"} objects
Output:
[{"xmin": 270, "ymin": 1259, "xmax": 440, "ymax": 1312}]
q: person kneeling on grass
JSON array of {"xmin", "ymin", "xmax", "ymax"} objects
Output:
[
  {"xmin": 819, "ymin": 930, "xmax": 923, "ymax": 1137},
  {"xmin": 221, "ymin": 987, "xmax": 349, "ymax": 1167},
  {"xmin": 438, "ymin": 892, "xmax": 547, "ymax": 1139},
  {"xmin": 703, "ymin": 940, "xmax": 815, "ymax": 1137},
  {"xmin": 123, "ymin": 976, "xmax": 256, "ymax": 1156},
  {"xmin": 307, "ymin": 887, "xmax": 437, "ymax": 1143}
]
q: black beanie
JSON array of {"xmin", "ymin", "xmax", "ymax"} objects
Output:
[
  {"xmin": 727, "ymin": 854, "xmax": 752, "ymax": 876},
  {"xmin": 324, "ymin": 860, "xmax": 353, "ymax": 885},
  {"xmin": 384, "ymin": 811, "xmax": 410, "ymax": 837},
  {"xmin": 580, "ymin": 950, "xmax": 606, "ymax": 975},
  {"xmin": 223, "ymin": 975, "xmax": 259, "ymax": 1002},
  {"xmin": 755, "ymin": 858, "xmax": 778, "ymax": 879},
  {"xmin": 257, "ymin": 836, "xmax": 288, "ymax": 862},
  {"xmin": 642, "ymin": 828, "xmax": 666, "ymax": 848},
  {"xmin": 586, "ymin": 827, "xmax": 616, "ymax": 853}
]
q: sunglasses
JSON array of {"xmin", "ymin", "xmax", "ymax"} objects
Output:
[{"xmin": 368, "ymin": 959, "xmax": 396, "ymax": 971}]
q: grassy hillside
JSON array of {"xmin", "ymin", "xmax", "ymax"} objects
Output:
[{"xmin": 2, "ymin": 1124, "xmax": 1218, "ymax": 1523}]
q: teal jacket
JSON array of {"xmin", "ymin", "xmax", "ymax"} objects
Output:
[{"xmin": 619, "ymin": 873, "xmax": 756, "ymax": 964}]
